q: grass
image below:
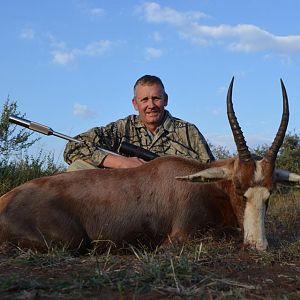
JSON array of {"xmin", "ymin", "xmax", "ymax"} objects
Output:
[
  {"xmin": 0, "ymin": 152, "xmax": 65, "ymax": 196},
  {"xmin": 0, "ymin": 191, "xmax": 300, "ymax": 299}
]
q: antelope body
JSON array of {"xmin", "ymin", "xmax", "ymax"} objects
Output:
[{"xmin": 0, "ymin": 78, "xmax": 299, "ymax": 252}]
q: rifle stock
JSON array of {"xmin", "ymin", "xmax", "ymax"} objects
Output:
[{"xmin": 119, "ymin": 141, "xmax": 159, "ymax": 161}]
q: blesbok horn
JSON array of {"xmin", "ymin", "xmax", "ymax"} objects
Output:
[
  {"xmin": 227, "ymin": 77, "xmax": 251, "ymax": 161},
  {"xmin": 264, "ymin": 79, "xmax": 289, "ymax": 163}
]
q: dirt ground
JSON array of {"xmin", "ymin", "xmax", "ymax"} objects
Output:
[{"xmin": 0, "ymin": 236, "xmax": 299, "ymax": 299}]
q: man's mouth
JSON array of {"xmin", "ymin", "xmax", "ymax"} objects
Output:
[{"xmin": 146, "ymin": 111, "xmax": 160, "ymax": 115}]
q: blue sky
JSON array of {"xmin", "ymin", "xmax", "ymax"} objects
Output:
[{"xmin": 1, "ymin": 1, "xmax": 300, "ymax": 165}]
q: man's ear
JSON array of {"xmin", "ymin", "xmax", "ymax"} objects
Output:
[
  {"xmin": 164, "ymin": 93, "xmax": 168, "ymax": 107},
  {"xmin": 132, "ymin": 98, "xmax": 138, "ymax": 111}
]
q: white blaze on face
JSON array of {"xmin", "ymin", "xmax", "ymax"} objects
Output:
[
  {"xmin": 243, "ymin": 187, "xmax": 269, "ymax": 250},
  {"xmin": 243, "ymin": 160, "xmax": 270, "ymax": 250}
]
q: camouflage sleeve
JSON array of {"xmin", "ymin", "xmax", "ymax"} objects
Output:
[
  {"xmin": 63, "ymin": 120, "xmax": 124, "ymax": 166},
  {"xmin": 188, "ymin": 124, "xmax": 215, "ymax": 163}
]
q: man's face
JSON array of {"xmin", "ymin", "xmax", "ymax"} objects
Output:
[{"xmin": 132, "ymin": 83, "xmax": 168, "ymax": 132}]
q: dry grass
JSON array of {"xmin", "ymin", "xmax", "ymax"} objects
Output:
[{"xmin": 0, "ymin": 191, "xmax": 299, "ymax": 299}]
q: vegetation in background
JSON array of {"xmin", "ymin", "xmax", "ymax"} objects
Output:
[
  {"xmin": 209, "ymin": 143, "xmax": 232, "ymax": 160},
  {"xmin": 254, "ymin": 131, "xmax": 300, "ymax": 174},
  {"xmin": 0, "ymin": 151, "xmax": 65, "ymax": 196},
  {"xmin": 0, "ymin": 98, "xmax": 39, "ymax": 161},
  {"xmin": 210, "ymin": 132, "xmax": 300, "ymax": 175},
  {"xmin": 0, "ymin": 98, "xmax": 64, "ymax": 196}
]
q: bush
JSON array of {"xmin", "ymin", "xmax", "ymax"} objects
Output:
[
  {"xmin": 209, "ymin": 143, "xmax": 232, "ymax": 160},
  {"xmin": 253, "ymin": 131, "xmax": 300, "ymax": 174},
  {"xmin": 0, "ymin": 151, "xmax": 65, "ymax": 196},
  {"xmin": 0, "ymin": 98, "xmax": 38, "ymax": 160},
  {"xmin": 0, "ymin": 98, "xmax": 66, "ymax": 196}
]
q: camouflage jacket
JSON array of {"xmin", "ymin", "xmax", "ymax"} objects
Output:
[{"xmin": 64, "ymin": 111, "xmax": 214, "ymax": 166}]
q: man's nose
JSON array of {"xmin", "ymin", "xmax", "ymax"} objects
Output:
[{"xmin": 148, "ymin": 98, "xmax": 156, "ymax": 108}]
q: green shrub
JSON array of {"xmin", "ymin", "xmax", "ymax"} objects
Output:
[{"xmin": 0, "ymin": 151, "xmax": 65, "ymax": 196}]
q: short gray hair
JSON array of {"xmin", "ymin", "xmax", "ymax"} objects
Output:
[{"xmin": 133, "ymin": 75, "xmax": 165, "ymax": 94}]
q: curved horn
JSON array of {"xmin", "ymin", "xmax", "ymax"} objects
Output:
[
  {"xmin": 227, "ymin": 77, "xmax": 251, "ymax": 161},
  {"xmin": 264, "ymin": 79, "xmax": 289, "ymax": 163},
  {"xmin": 176, "ymin": 167, "xmax": 232, "ymax": 182}
]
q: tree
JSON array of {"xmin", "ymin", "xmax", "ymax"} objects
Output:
[
  {"xmin": 0, "ymin": 97, "xmax": 39, "ymax": 160},
  {"xmin": 0, "ymin": 98, "xmax": 65, "ymax": 196},
  {"xmin": 253, "ymin": 143, "xmax": 269, "ymax": 158},
  {"xmin": 276, "ymin": 131, "xmax": 300, "ymax": 174},
  {"xmin": 209, "ymin": 143, "xmax": 232, "ymax": 160},
  {"xmin": 253, "ymin": 132, "xmax": 300, "ymax": 174}
]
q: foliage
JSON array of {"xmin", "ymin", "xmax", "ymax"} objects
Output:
[
  {"xmin": 0, "ymin": 98, "xmax": 65, "ymax": 196},
  {"xmin": 253, "ymin": 131, "xmax": 300, "ymax": 174},
  {"xmin": 276, "ymin": 131, "xmax": 300, "ymax": 173},
  {"xmin": 209, "ymin": 143, "xmax": 232, "ymax": 160},
  {"xmin": 0, "ymin": 97, "xmax": 39, "ymax": 160},
  {"xmin": 211, "ymin": 131, "xmax": 300, "ymax": 175},
  {"xmin": 252, "ymin": 143, "xmax": 268, "ymax": 158},
  {"xmin": 0, "ymin": 151, "xmax": 65, "ymax": 196}
]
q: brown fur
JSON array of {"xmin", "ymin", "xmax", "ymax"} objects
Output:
[{"xmin": 0, "ymin": 156, "xmax": 242, "ymax": 251}]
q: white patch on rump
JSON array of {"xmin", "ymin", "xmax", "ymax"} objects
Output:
[{"xmin": 243, "ymin": 187, "xmax": 270, "ymax": 250}]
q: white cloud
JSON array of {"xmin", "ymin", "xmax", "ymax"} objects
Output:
[
  {"xmin": 138, "ymin": 2, "xmax": 207, "ymax": 26},
  {"xmin": 50, "ymin": 39, "xmax": 112, "ymax": 65},
  {"xmin": 52, "ymin": 51, "xmax": 76, "ymax": 65},
  {"xmin": 145, "ymin": 47, "xmax": 163, "ymax": 59},
  {"xmin": 73, "ymin": 103, "xmax": 97, "ymax": 118},
  {"xmin": 77, "ymin": 1, "xmax": 105, "ymax": 18},
  {"xmin": 207, "ymin": 134, "xmax": 235, "ymax": 152},
  {"xmin": 19, "ymin": 28, "xmax": 35, "ymax": 40},
  {"xmin": 246, "ymin": 135, "xmax": 273, "ymax": 149},
  {"xmin": 83, "ymin": 40, "xmax": 112, "ymax": 56},
  {"xmin": 138, "ymin": 2, "xmax": 300, "ymax": 54},
  {"xmin": 88, "ymin": 8, "xmax": 105, "ymax": 17},
  {"xmin": 153, "ymin": 31, "xmax": 163, "ymax": 42},
  {"xmin": 264, "ymin": 53, "xmax": 292, "ymax": 66},
  {"xmin": 217, "ymin": 86, "xmax": 227, "ymax": 95},
  {"xmin": 211, "ymin": 107, "xmax": 223, "ymax": 116},
  {"xmin": 47, "ymin": 34, "xmax": 66, "ymax": 49}
]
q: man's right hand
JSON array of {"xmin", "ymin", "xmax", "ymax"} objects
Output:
[{"xmin": 100, "ymin": 154, "xmax": 146, "ymax": 169}]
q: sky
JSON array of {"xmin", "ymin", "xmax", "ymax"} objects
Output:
[{"xmin": 1, "ymin": 0, "xmax": 300, "ymax": 165}]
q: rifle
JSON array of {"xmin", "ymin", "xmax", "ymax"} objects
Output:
[{"xmin": 9, "ymin": 115, "xmax": 159, "ymax": 161}]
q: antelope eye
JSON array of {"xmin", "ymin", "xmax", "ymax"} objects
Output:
[
  {"xmin": 235, "ymin": 186, "xmax": 244, "ymax": 196},
  {"xmin": 235, "ymin": 182, "xmax": 242, "ymax": 190}
]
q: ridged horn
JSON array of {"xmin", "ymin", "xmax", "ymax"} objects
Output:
[
  {"xmin": 264, "ymin": 79, "xmax": 289, "ymax": 163},
  {"xmin": 227, "ymin": 77, "xmax": 252, "ymax": 161}
]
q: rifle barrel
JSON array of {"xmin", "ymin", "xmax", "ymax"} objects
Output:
[
  {"xmin": 9, "ymin": 114, "xmax": 159, "ymax": 160},
  {"xmin": 9, "ymin": 114, "xmax": 82, "ymax": 143},
  {"xmin": 9, "ymin": 115, "xmax": 122, "ymax": 156}
]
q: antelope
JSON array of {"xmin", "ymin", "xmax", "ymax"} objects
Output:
[{"xmin": 0, "ymin": 78, "xmax": 299, "ymax": 252}]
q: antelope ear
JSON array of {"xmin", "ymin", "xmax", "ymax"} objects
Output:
[
  {"xmin": 176, "ymin": 167, "xmax": 232, "ymax": 182},
  {"xmin": 275, "ymin": 169, "xmax": 300, "ymax": 186}
]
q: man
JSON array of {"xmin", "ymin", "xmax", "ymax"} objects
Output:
[{"xmin": 64, "ymin": 75, "xmax": 214, "ymax": 170}]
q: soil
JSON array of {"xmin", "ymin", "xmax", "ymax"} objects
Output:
[{"xmin": 0, "ymin": 243, "xmax": 299, "ymax": 299}]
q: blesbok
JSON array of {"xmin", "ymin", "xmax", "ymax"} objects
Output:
[{"xmin": 0, "ymin": 78, "xmax": 299, "ymax": 252}]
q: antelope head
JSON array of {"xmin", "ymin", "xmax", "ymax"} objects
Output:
[{"xmin": 177, "ymin": 78, "xmax": 300, "ymax": 250}]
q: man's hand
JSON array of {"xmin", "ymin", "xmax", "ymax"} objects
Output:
[{"xmin": 100, "ymin": 154, "xmax": 146, "ymax": 169}]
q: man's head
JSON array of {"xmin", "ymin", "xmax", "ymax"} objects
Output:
[{"xmin": 132, "ymin": 75, "xmax": 168, "ymax": 133}]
